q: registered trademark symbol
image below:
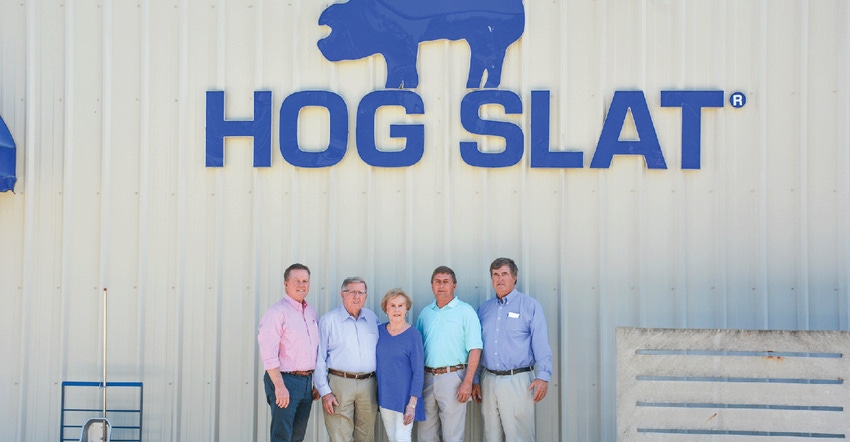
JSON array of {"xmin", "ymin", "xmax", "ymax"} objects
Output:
[{"xmin": 729, "ymin": 92, "xmax": 746, "ymax": 108}]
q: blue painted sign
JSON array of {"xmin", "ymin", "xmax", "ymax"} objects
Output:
[
  {"xmin": 205, "ymin": 89, "xmax": 730, "ymax": 170},
  {"xmin": 205, "ymin": 1, "xmax": 741, "ymax": 170},
  {"xmin": 0, "ymin": 115, "xmax": 16, "ymax": 192}
]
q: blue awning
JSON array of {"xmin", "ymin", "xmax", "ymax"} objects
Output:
[{"xmin": 0, "ymin": 115, "xmax": 16, "ymax": 193}]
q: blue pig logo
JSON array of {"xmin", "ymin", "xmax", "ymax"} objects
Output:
[{"xmin": 317, "ymin": 0, "xmax": 525, "ymax": 89}]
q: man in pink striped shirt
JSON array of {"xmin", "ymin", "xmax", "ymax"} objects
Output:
[{"xmin": 258, "ymin": 263, "xmax": 320, "ymax": 442}]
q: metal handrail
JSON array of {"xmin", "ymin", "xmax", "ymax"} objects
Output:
[{"xmin": 60, "ymin": 381, "xmax": 143, "ymax": 442}]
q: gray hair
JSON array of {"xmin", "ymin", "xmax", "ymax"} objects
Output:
[{"xmin": 341, "ymin": 276, "xmax": 367, "ymax": 292}]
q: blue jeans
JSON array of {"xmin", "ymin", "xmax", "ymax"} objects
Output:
[{"xmin": 264, "ymin": 371, "xmax": 314, "ymax": 442}]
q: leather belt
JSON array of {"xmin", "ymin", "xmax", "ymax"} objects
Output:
[
  {"xmin": 328, "ymin": 369, "xmax": 375, "ymax": 380},
  {"xmin": 425, "ymin": 364, "xmax": 467, "ymax": 375},
  {"xmin": 284, "ymin": 370, "xmax": 314, "ymax": 377},
  {"xmin": 486, "ymin": 366, "xmax": 533, "ymax": 376}
]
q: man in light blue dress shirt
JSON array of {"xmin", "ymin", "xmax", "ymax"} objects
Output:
[
  {"xmin": 472, "ymin": 258, "xmax": 552, "ymax": 442},
  {"xmin": 315, "ymin": 276, "xmax": 380, "ymax": 442},
  {"xmin": 416, "ymin": 266, "xmax": 483, "ymax": 441}
]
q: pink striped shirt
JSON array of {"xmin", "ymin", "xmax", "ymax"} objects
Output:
[{"xmin": 257, "ymin": 295, "xmax": 319, "ymax": 372}]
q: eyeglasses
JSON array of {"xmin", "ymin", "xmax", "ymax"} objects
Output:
[{"xmin": 343, "ymin": 290, "xmax": 367, "ymax": 296}]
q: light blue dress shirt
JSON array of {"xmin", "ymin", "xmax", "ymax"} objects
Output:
[
  {"xmin": 477, "ymin": 289, "xmax": 552, "ymax": 382},
  {"xmin": 314, "ymin": 304, "xmax": 379, "ymax": 397}
]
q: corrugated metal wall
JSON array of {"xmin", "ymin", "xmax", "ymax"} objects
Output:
[{"xmin": 1, "ymin": 0, "xmax": 848, "ymax": 441}]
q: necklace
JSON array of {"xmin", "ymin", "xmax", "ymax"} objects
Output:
[{"xmin": 387, "ymin": 323, "xmax": 409, "ymax": 335}]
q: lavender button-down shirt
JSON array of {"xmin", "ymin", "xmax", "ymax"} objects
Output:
[{"xmin": 314, "ymin": 305, "xmax": 379, "ymax": 397}]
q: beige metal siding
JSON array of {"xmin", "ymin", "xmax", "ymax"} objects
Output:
[{"xmin": 0, "ymin": 0, "xmax": 848, "ymax": 441}]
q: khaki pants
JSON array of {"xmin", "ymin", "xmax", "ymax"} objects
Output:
[
  {"xmin": 323, "ymin": 374, "xmax": 378, "ymax": 442},
  {"xmin": 480, "ymin": 370, "xmax": 536, "ymax": 442},
  {"xmin": 418, "ymin": 370, "xmax": 469, "ymax": 442}
]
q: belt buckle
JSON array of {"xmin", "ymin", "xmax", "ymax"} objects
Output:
[
  {"xmin": 332, "ymin": 369, "xmax": 363, "ymax": 379},
  {"xmin": 337, "ymin": 370, "xmax": 374, "ymax": 380},
  {"xmin": 444, "ymin": 364, "xmax": 462, "ymax": 374}
]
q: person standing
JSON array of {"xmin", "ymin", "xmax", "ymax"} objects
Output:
[
  {"xmin": 376, "ymin": 288, "xmax": 426, "ymax": 442},
  {"xmin": 314, "ymin": 276, "xmax": 380, "ymax": 442},
  {"xmin": 416, "ymin": 266, "xmax": 483, "ymax": 442},
  {"xmin": 257, "ymin": 263, "xmax": 320, "ymax": 442},
  {"xmin": 472, "ymin": 257, "xmax": 553, "ymax": 442}
]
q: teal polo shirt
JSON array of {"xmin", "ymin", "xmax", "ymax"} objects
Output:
[{"xmin": 415, "ymin": 297, "xmax": 483, "ymax": 367}]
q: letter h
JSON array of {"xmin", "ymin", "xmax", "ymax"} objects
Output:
[{"xmin": 205, "ymin": 90, "xmax": 272, "ymax": 167}]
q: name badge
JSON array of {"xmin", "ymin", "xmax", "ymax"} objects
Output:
[{"xmin": 508, "ymin": 312, "xmax": 520, "ymax": 319}]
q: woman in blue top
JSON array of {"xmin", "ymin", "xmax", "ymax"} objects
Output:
[{"xmin": 376, "ymin": 288, "xmax": 425, "ymax": 442}]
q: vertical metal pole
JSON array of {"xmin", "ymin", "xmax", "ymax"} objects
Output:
[
  {"xmin": 103, "ymin": 288, "xmax": 107, "ymax": 415},
  {"xmin": 103, "ymin": 288, "xmax": 108, "ymax": 441}
]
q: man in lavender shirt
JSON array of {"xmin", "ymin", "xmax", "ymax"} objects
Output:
[
  {"xmin": 314, "ymin": 276, "xmax": 380, "ymax": 442},
  {"xmin": 258, "ymin": 263, "xmax": 320, "ymax": 442}
]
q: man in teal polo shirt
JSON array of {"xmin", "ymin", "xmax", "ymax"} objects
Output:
[{"xmin": 415, "ymin": 266, "xmax": 483, "ymax": 441}]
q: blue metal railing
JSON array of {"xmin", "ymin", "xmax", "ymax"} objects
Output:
[{"xmin": 60, "ymin": 381, "xmax": 143, "ymax": 442}]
